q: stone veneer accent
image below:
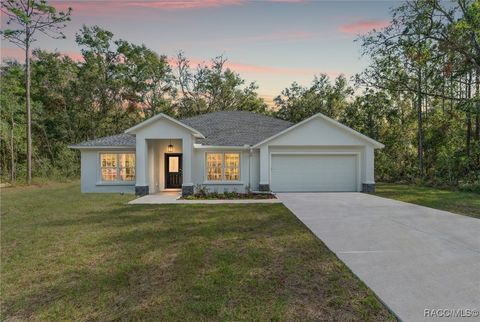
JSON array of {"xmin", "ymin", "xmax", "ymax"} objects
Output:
[
  {"xmin": 362, "ymin": 183, "xmax": 375, "ymax": 193},
  {"xmin": 135, "ymin": 185, "xmax": 149, "ymax": 196},
  {"xmin": 259, "ymin": 184, "xmax": 270, "ymax": 192},
  {"xmin": 182, "ymin": 184, "xmax": 194, "ymax": 196}
]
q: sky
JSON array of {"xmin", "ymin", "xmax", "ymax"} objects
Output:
[{"xmin": 1, "ymin": 0, "xmax": 400, "ymax": 104}]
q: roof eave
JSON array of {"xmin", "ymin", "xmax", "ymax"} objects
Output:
[
  {"xmin": 193, "ymin": 143, "xmax": 251, "ymax": 149},
  {"xmin": 69, "ymin": 145, "xmax": 136, "ymax": 149}
]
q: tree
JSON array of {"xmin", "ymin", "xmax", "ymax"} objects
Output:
[
  {"xmin": 1, "ymin": 0, "xmax": 71, "ymax": 184},
  {"xmin": 175, "ymin": 52, "xmax": 267, "ymax": 117},
  {"xmin": 0, "ymin": 62, "xmax": 25, "ymax": 182},
  {"xmin": 116, "ymin": 40, "xmax": 176, "ymax": 118},
  {"xmin": 274, "ymin": 74, "xmax": 353, "ymax": 123},
  {"xmin": 356, "ymin": 0, "xmax": 479, "ymax": 185}
]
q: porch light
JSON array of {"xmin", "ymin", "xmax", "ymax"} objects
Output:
[{"xmin": 168, "ymin": 139, "xmax": 174, "ymax": 152}]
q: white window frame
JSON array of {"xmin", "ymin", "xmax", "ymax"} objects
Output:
[
  {"xmin": 97, "ymin": 151, "xmax": 136, "ymax": 185},
  {"xmin": 204, "ymin": 152, "xmax": 241, "ymax": 183}
]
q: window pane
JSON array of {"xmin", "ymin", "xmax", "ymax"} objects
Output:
[
  {"xmin": 119, "ymin": 153, "xmax": 135, "ymax": 168},
  {"xmin": 101, "ymin": 154, "xmax": 116, "ymax": 168},
  {"xmin": 207, "ymin": 153, "xmax": 222, "ymax": 181},
  {"xmin": 224, "ymin": 153, "xmax": 240, "ymax": 181},
  {"xmin": 119, "ymin": 153, "xmax": 135, "ymax": 181},
  {"xmin": 101, "ymin": 154, "xmax": 117, "ymax": 181},
  {"xmin": 120, "ymin": 167, "xmax": 135, "ymax": 181},
  {"xmin": 168, "ymin": 156, "xmax": 179, "ymax": 173}
]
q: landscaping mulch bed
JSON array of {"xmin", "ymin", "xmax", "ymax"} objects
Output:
[{"xmin": 182, "ymin": 192, "xmax": 276, "ymax": 200}]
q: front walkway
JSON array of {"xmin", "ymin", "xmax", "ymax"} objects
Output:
[
  {"xmin": 277, "ymin": 192, "xmax": 480, "ymax": 322},
  {"xmin": 129, "ymin": 192, "xmax": 282, "ymax": 205}
]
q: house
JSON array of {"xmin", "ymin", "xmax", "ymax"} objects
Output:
[{"xmin": 70, "ymin": 111, "xmax": 384, "ymax": 196}]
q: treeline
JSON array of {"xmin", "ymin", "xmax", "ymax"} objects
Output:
[
  {"xmin": 1, "ymin": 25, "xmax": 267, "ymax": 180},
  {"xmin": 1, "ymin": 0, "xmax": 479, "ymax": 191}
]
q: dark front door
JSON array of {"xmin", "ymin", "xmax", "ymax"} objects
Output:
[{"xmin": 165, "ymin": 154, "xmax": 182, "ymax": 188}]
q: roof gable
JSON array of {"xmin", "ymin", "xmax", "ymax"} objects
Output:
[
  {"xmin": 125, "ymin": 113, "xmax": 205, "ymax": 137},
  {"xmin": 254, "ymin": 113, "xmax": 384, "ymax": 148}
]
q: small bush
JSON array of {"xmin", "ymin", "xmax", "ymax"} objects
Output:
[
  {"xmin": 458, "ymin": 183, "xmax": 480, "ymax": 193},
  {"xmin": 193, "ymin": 184, "xmax": 209, "ymax": 198}
]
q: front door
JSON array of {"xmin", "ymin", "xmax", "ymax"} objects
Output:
[{"xmin": 165, "ymin": 154, "xmax": 182, "ymax": 188}]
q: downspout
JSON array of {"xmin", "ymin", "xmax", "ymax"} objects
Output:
[{"xmin": 249, "ymin": 145, "xmax": 253, "ymax": 191}]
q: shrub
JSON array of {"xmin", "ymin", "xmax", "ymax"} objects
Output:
[{"xmin": 193, "ymin": 184, "xmax": 209, "ymax": 198}]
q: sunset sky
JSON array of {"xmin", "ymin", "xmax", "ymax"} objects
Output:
[{"xmin": 1, "ymin": 0, "xmax": 398, "ymax": 103}]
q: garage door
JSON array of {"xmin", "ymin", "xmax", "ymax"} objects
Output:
[{"xmin": 270, "ymin": 154, "xmax": 357, "ymax": 192}]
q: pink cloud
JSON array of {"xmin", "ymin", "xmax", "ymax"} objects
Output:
[
  {"xmin": 267, "ymin": 0, "xmax": 308, "ymax": 2},
  {"xmin": 127, "ymin": 0, "xmax": 244, "ymax": 10},
  {"xmin": 169, "ymin": 56, "xmax": 344, "ymax": 78},
  {"xmin": 1, "ymin": 48, "xmax": 23, "ymax": 61},
  {"xmin": 49, "ymin": 0, "xmax": 310, "ymax": 14},
  {"xmin": 339, "ymin": 19, "xmax": 389, "ymax": 35},
  {"xmin": 225, "ymin": 61, "xmax": 310, "ymax": 75},
  {"xmin": 51, "ymin": 0, "xmax": 244, "ymax": 13}
]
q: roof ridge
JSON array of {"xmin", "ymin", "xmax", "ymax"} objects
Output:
[{"xmin": 179, "ymin": 110, "xmax": 293, "ymax": 125}]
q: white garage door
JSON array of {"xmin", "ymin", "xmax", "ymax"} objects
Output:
[{"xmin": 270, "ymin": 154, "xmax": 357, "ymax": 192}]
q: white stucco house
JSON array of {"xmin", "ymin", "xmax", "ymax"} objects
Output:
[{"xmin": 70, "ymin": 111, "xmax": 384, "ymax": 196}]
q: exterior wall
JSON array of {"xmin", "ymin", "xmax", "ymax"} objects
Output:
[
  {"xmin": 257, "ymin": 117, "xmax": 378, "ymax": 192},
  {"xmin": 191, "ymin": 148, "xmax": 260, "ymax": 193},
  {"xmin": 80, "ymin": 148, "xmax": 135, "ymax": 193},
  {"xmin": 250, "ymin": 149, "xmax": 260, "ymax": 191},
  {"xmin": 265, "ymin": 117, "xmax": 367, "ymax": 146}
]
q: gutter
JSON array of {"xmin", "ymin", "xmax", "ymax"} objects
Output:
[{"xmin": 68, "ymin": 145, "xmax": 136, "ymax": 149}]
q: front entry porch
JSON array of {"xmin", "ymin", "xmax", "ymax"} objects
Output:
[
  {"xmin": 145, "ymin": 138, "xmax": 183, "ymax": 194},
  {"xmin": 135, "ymin": 138, "xmax": 194, "ymax": 196}
]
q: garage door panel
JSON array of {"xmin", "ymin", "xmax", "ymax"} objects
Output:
[{"xmin": 271, "ymin": 154, "xmax": 357, "ymax": 192}]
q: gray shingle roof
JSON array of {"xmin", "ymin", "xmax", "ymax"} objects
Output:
[
  {"xmin": 71, "ymin": 133, "xmax": 135, "ymax": 147},
  {"xmin": 181, "ymin": 111, "xmax": 293, "ymax": 146},
  {"xmin": 71, "ymin": 111, "xmax": 293, "ymax": 147}
]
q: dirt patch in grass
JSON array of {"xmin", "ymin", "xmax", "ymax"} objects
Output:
[{"xmin": 2, "ymin": 182, "xmax": 395, "ymax": 321}]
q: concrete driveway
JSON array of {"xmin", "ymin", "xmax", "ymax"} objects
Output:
[{"xmin": 277, "ymin": 193, "xmax": 480, "ymax": 322}]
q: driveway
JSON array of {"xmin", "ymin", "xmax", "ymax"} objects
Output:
[{"xmin": 277, "ymin": 193, "xmax": 480, "ymax": 322}]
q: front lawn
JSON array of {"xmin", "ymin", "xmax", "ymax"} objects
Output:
[
  {"xmin": 1, "ymin": 182, "xmax": 394, "ymax": 321},
  {"xmin": 375, "ymin": 183, "xmax": 480, "ymax": 219}
]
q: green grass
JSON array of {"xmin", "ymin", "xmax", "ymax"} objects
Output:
[
  {"xmin": 375, "ymin": 183, "xmax": 480, "ymax": 219},
  {"xmin": 1, "ymin": 182, "xmax": 395, "ymax": 321}
]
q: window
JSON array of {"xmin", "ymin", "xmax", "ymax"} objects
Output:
[
  {"xmin": 224, "ymin": 153, "xmax": 240, "ymax": 180},
  {"xmin": 206, "ymin": 152, "xmax": 240, "ymax": 181},
  {"xmin": 100, "ymin": 153, "xmax": 135, "ymax": 183},
  {"xmin": 168, "ymin": 156, "xmax": 179, "ymax": 173},
  {"xmin": 119, "ymin": 153, "xmax": 135, "ymax": 181},
  {"xmin": 101, "ymin": 153, "xmax": 117, "ymax": 181}
]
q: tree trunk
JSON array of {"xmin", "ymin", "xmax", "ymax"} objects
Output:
[
  {"xmin": 25, "ymin": 38, "xmax": 32, "ymax": 184},
  {"xmin": 417, "ymin": 67, "xmax": 424, "ymax": 177},
  {"xmin": 10, "ymin": 109, "xmax": 15, "ymax": 182},
  {"xmin": 476, "ymin": 68, "xmax": 479, "ymax": 141},
  {"xmin": 466, "ymin": 72, "xmax": 472, "ymax": 157}
]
